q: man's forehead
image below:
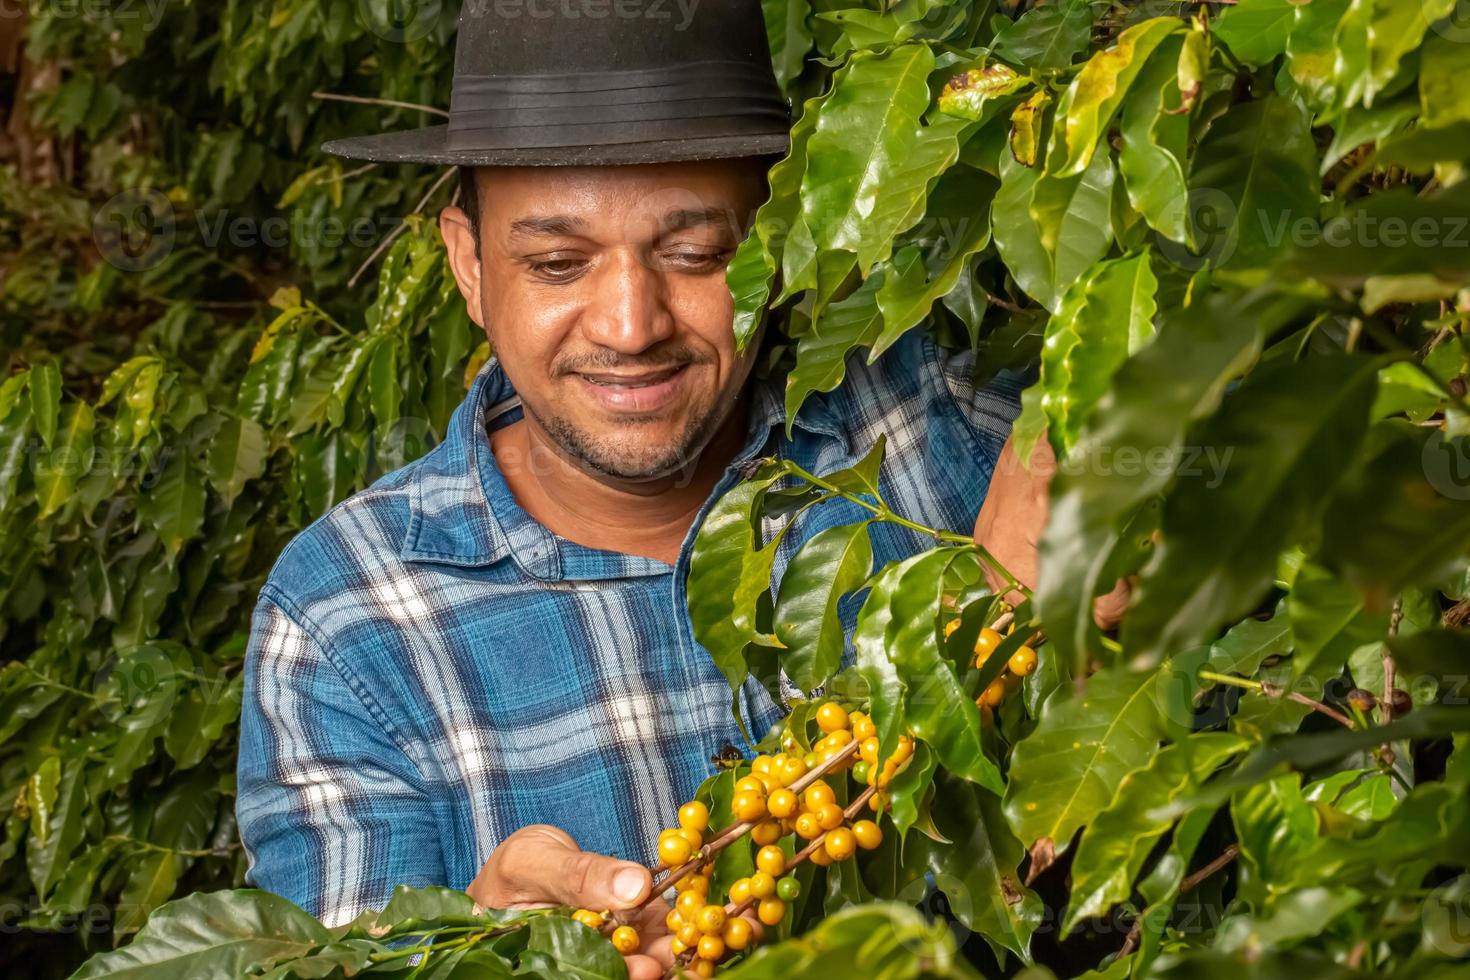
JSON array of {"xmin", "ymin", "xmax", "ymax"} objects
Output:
[{"xmin": 476, "ymin": 158, "xmax": 765, "ymax": 231}]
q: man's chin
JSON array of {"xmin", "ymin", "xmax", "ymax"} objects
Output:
[{"xmin": 542, "ymin": 416, "xmax": 707, "ymax": 483}]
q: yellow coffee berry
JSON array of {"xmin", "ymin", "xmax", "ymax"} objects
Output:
[
  {"xmin": 815, "ymin": 802, "xmax": 844, "ymax": 831},
  {"xmin": 816, "ymin": 702, "xmax": 849, "ymax": 733},
  {"xmin": 767, "ymin": 788, "xmax": 798, "ymax": 818},
  {"xmin": 859, "ymin": 736, "xmax": 880, "ymax": 767},
  {"xmin": 610, "ymin": 926, "xmax": 640, "ymax": 954},
  {"xmin": 691, "ymin": 961, "xmax": 715, "ymax": 978},
  {"xmin": 723, "ymin": 916, "xmax": 753, "ymax": 950},
  {"xmin": 678, "ymin": 921, "xmax": 701, "ymax": 947},
  {"xmin": 803, "ymin": 781, "xmax": 836, "ymax": 812},
  {"xmin": 572, "ymin": 908, "xmax": 604, "ymax": 929},
  {"xmin": 660, "ymin": 835, "xmax": 693, "ymax": 866},
  {"xmin": 748, "ymin": 870, "xmax": 776, "ymax": 899},
  {"xmin": 697, "ymin": 934, "xmax": 725, "ymax": 961},
  {"xmin": 676, "ymin": 889, "xmax": 705, "ymax": 918},
  {"xmin": 1009, "ymin": 645, "xmax": 1039, "ymax": 676},
  {"xmin": 776, "ymin": 754, "xmax": 806, "ymax": 786},
  {"xmin": 980, "ymin": 678, "xmax": 1006, "ymax": 707},
  {"xmin": 679, "ymin": 800, "xmax": 710, "ymax": 833},
  {"xmin": 734, "ymin": 775, "xmax": 767, "ymax": 796},
  {"xmin": 675, "ymin": 826, "xmax": 704, "ymax": 849},
  {"xmin": 696, "ymin": 904, "xmax": 727, "ymax": 934},
  {"xmin": 757, "ymin": 897, "xmax": 787, "ymax": 926},
  {"xmin": 732, "ymin": 791, "xmax": 767, "ymax": 822},
  {"xmin": 666, "ymin": 908, "xmax": 683, "ymax": 931},
  {"xmin": 794, "ymin": 812, "xmax": 823, "ymax": 840},
  {"xmin": 823, "ymin": 728, "xmax": 854, "ymax": 749},
  {"xmin": 852, "ymin": 819, "xmax": 883, "ymax": 850},
  {"xmin": 808, "ymin": 844, "xmax": 834, "ymax": 866},
  {"xmin": 755, "ymin": 845, "xmax": 786, "ymax": 876},
  {"xmin": 824, "ymin": 827, "xmax": 857, "ymax": 861},
  {"xmin": 751, "ymin": 754, "xmax": 774, "ymax": 775},
  {"xmin": 974, "ymin": 627, "xmax": 1002, "ymax": 663},
  {"xmin": 851, "ymin": 712, "xmax": 876, "ymax": 741},
  {"xmin": 751, "ymin": 819, "xmax": 782, "ymax": 846},
  {"xmin": 729, "ymin": 877, "xmax": 752, "ymax": 904}
]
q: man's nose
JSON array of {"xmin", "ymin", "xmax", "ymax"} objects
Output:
[{"xmin": 578, "ymin": 248, "xmax": 676, "ymax": 354}]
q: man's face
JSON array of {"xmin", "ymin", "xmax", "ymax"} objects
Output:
[{"xmin": 440, "ymin": 158, "xmax": 769, "ymax": 482}]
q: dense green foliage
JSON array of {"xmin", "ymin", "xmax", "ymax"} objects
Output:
[{"xmin": 4, "ymin": 0, "xmax": 1470, "ymax": 978}]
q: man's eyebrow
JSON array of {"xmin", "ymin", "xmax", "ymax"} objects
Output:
[
  {"xmin": 658, "ymin": 206, "xmax": 737, "ymax": 234},
  {"xmin": 507, "ymin": 214, "xmax": 588, "ymax": 239}
]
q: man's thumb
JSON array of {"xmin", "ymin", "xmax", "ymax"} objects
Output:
[{"xmin": 560, "ymin": 850, "xmax": 652, "ymax": 910}]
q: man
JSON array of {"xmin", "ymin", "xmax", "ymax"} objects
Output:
[{"xmin": 236, "ymin": 4, "xmax": 1112, "ymax": 977}]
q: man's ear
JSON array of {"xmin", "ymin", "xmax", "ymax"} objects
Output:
[{"xmin": 439, "ymin": 204, "xmax": 486, "ymax": 330}]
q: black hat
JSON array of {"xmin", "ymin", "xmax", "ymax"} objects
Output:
[{"xmin": 321, "ymin": 0, "xmax": 792, "ymax": 167}]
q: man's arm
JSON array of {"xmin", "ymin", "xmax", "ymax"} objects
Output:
[
  {"xmin": 237, "ymin": 597, "xmax": 446, "ymax": 926},
  {"xmin": 972, "ymin": 433, "xmax": 1131, "ymax": 628},
  {"xmin": 237, "ymin": 595, "xmax": 682, "ymax": 979}
]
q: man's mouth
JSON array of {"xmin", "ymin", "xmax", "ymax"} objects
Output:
[{"xmin": 574, "ymin": 364, "xmax": 691, "ymax": 413}]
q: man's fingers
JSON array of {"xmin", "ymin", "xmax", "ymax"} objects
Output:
[
  {"xmin": 555, "ymin": 847, "xmax": 652, "ymax": 910},
  {"xmin": 471, "ymin": 825, "xmax": 650, "ymax": 910},
  {"xmin": 1092, "ymin": 577, "xmax": 1133, "ymax": 631},
  {"xmin": 624, "ymin": 953, "xmax": 666, "ymax": 980}
]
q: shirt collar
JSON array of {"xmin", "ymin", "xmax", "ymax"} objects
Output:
[{"xmin": 401, "ymin": 354, "xmax": 849, "ymax": 576}]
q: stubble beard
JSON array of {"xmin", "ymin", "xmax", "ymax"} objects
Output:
[{"xmin": 536, "ymin": 399, "xmax": 730, "ymax": 482}]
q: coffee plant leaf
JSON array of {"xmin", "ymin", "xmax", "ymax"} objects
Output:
[{"xmin": 774, "ymin": 520, "xmax": 874, "ymax": 693}]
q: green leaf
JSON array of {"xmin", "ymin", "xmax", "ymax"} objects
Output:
[
  {"xmin": 1124, "ymin": 355, "xmax": 1380, "ymax": 667},
  {"xmin": 29, "ymin": 359, "xmax": 61, "ymax": 450},
  {"xmin": 1003, "ymin": 659, "xmax": 1197, "ymax": 855},
  {"xmin": 855, "ymin": 548, "xmax": 1004, "ymax": 792},
  {"xmin": 1347, "ymin": 0, "xmax": 1457, "ymax": 111},
  {"xmin": 204, "ymin": 415, "xmax": 268, "ymax": 508},
  {"xmin": 1037, "ymin": 294, "xmax": 1264, "ymax": 678},
  {"xmin": 1064, "ymin": 733, "xmax": 1249, "ymax": 932},
  {"xmin": 71, "ymin": 890, "xmax": 331, "ymax": 979},
  {"xmin": 991, "ymin": 0, "xmax": 1094, "ymax": 70},
  {"xmin": 784, "ymin": 272, "xmax": 885, "ymax": 430},
  {"xmin": 126, "ymin": 360, "xmax": 165, "ymax": 448},
  {"xmin": 763, "ymin": 0, "xmax": 813, "ymax": 92},
  {"xmin": 1186, "ymin": 95, "xmax": 1319, "ymax": 269},
  {"xmin": 1231, "ymin": 773, "xmax": 1320, "ymax": 906},
  {"xmin": 871, "ymin": 166, "xmax": 998, "ymax": 359},
  {"xmin": 139, "ymin": 452, "xmax": 207, "ymax": 558},
  {"xmin": 1032, "ymin": 252, "xmax": 1158, "ymax": 455},
  {"xmin": 1213, "ymin": 0, "xmax": 1298, "ymax": 65},
  {"xmin": 1421, "ymin": 31, "xmax": 1470, "ymax": 128},
  {"xmin": 35, "ymin": 402, "xmax": 95, "ymax": 521},
  {"xmin": 689, "ymin": 460, "xmax": 790, "ymax": 726},
  {"xmin": 928, "ymin": 775, "xmax": 1042, "ymax": 962},
  {"xmin": 1320, "ymin": 423, "xmax": 1470, "ymax": 595},
  {"xmin": 27, "ymin": 756, "xmax": 86, "ymax": 900},
  {"xmin": 1117, "ymin": 34, "xmax": 1193, "ymax": 245},
  {"xmin": 368, "ymin": 336, "xmax": 402, "ymax": 430},
  {"xmin": 1048, "ymin": 18, "xmax": 1182, "ymax": 177},
  {"xmin": 993, "ymin": 146, "xmax": 1115, "ymax": 312},
  {"xmin": 774, "ymin": 521, "xmax": 873, "ymax": 693},
  {"xmin": 525, "ymin": 915, "xmax": 628, "ymax": 980},
  {"xmin": 801, "ymin": 44, "xmax": 964, "ymax": 275}
]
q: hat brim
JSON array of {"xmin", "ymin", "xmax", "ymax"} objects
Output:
[{"xmin": 321, "ymin": 125, "xmax": 790, "ymax": 167}]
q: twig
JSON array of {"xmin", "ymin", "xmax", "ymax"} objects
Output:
[
  {"xmin": 646, "ymin": 739, "xmax": 862, "ymax": 892},
  {"xmin": 1118, "ymin": 845, "xmax": 1239, "ymax": 958},
  {"xmin": 311, "ymin": 91, "xmax": 450, "ymax": 118},
  {"xmin": 347, "ymin": 166, "xmax": 456, "ymax": 288},
  {"xmin": 1197, "ymin": 670, "xmax": 1355, "ymax": 729},
  {"xmin": 664, "ymin": 784, "xmax": 880, "ymax": 978}
]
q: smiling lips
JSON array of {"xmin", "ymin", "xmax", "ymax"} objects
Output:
[{"xmin": 575, "ymin": 363, "xmax": 690, "ymax": 413}]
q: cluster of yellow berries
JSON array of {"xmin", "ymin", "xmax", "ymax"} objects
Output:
[
  {"xmin": 945, "ymin": 623, "xmax": 1038, "ymax": 719},
  {"xmin": 580, "ymin": 700, "xmax": 905, "ymax": 975}
]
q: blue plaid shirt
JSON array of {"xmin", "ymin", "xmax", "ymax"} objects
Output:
[{"xmin": 236, "ymin": 330, "xmax": 1022, "ymax": 925}]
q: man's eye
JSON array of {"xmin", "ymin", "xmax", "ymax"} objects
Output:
[
  {"xmin": 666, "ymin": 250, "xmax": 730, "ymax": 270},
  {"xmin": 528, "ymin": 259, "xmax": 585, "ymax": 280}
]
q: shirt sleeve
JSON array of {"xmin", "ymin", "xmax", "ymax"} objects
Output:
[{"xmin": 236, "ymin": 594, "xmax": 445, "ymax": 927}]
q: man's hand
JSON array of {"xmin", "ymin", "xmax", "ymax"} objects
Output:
[
  {"xmin": 467, "ymin": 825, "xmax": 673, "ymax": 979},
  {"xmin": 973, "ymin": 433, "xmax": 1130, "ymax": 629}
]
